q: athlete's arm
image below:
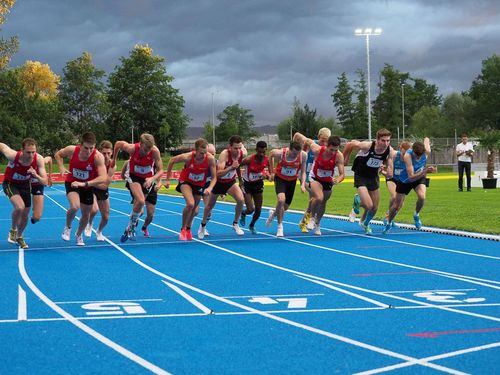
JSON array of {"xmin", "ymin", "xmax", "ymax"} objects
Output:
[
  {"xmin": 146, "ymin": 147, "xmax": 164, "ymax": 189},
  {"xmin": 43, "ymin": 156, "xmax": 53, "ymax": 186},
  {"xmin": 54, "ymin": 145, "xmax": 76, "ymax": 177},
  {"xmin": 424, "ymin": 137, "xmax": 431, "ymax": 156},
  {"xmin": 204, "ymin": 155, "xmax": 217, "ymax": 196},
  {"xmin": 215, "ymin": 150, "xmax": 232, "ymax": 178},
  {"xmin": 299, "ymin": 150, "xmax": 307, "ymax": 192},
  {"xmin": 385, "ymin": 147, "xmax": 394, "ymax": 179},
  {"xmin": 31, "ymin": 153, "xmax": 48, "ymax": 186},
  {"xmin": 112, "ymin": 141, "xmax": 135, "ymax": 166},
  {"xmin": 342, "ymin": 140, "xmax": 363, "ymax": 166},
  {"xmin": 0, "ymin": 143, "xmax": 18, "ymax": 161},
  {"xmin": 268, "ymin": 148, "xmax": 280, "ymax": 181},
  {"xmin": 334, "ymin": 152, "xmax": 345, "ymax": 184},
  {"xmin": 165, "ymin": 152, "xmax": 190, "ymax": 189}
]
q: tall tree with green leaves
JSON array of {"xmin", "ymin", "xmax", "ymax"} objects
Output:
[
  {"xmin": 107, "ymin": 44, "xmax": 189, "ymax": 148},
  {"xmin": 353, "ymin": 69, "xmax": 368, "ymax": 139},
  {"xmin": 0, "ymin": 0, "xmax": 18, "ymax": 69},
  {"xmin": 332, "ymin": 72, "xmax": 356, "ymax": 138},
  {"xmin": 440, "ymin": 92, "xmax": 474, "ymax": 137},
  {"xmin": 410, "ymin": 106, "xmax": 445, "ymax": 138},
  {"xmin": 59, "ymin": 52, "xmax": 109, "ymax": 140},
  {"xmin": 215, "ymin": 104, "xmax": 257, "ymax": 143},
  {"xmin": 468, "ymin": 54, "xmax": 500, "ymax": 130}
]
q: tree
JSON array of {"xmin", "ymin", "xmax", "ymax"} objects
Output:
[
  {"xmin": 0, "ymin": 69, "xmax": 26, "ymax": 146},
  {"xmin": 332, "ymin": 72, "xmax": 355, "ymax": 138},
  {"xmin": 59, "ymin": 52, "xmax": 109, "ymax": 140},
  {"xmin": 202, "ymin": 120, "xmax": 215, "ymax": 144},
  {"xmin": 17, "ymin": 60, "xmax": 60, "ymax": 99},
  {"xmin": 353, "ymin": 69, "xmax": 369, "ymax": 139},
  {"xmin": 0, "ymin": 0, "xmax": 18, "ymax": 69},
  {"xmin": 468, "ymin": 54, "xmax": 500, "ymax": 131},
  {"xmin": 440, "ymin": 93, "xmax": 474, "ymax": 137},
  {"xmin": 215, "ymin": 104, "xmax": 257, "ymax": 143},
  {"xmin": 410, "ymin": 106, "xmax": 445, "ymax": 138},
  {"xmin": 107, "ymin": 44, "xmax": 189, "ymax": 148}
]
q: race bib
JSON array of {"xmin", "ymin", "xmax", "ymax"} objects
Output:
[
  {"xmin": 249, "ymin": 172, "xmax": 263, "ymax": 181},
  {"xmin": 221, "ymin": 169, "xmax": 237, "ymax": 180},
  {"xmin": 316, "ymin": 168, "xmax": 333, "ymax": 178},
  {"xmin": 281, "ymin": 166, "xmax": 297, "ymax": 177},
  {"xmin": 134, "ymin": 165, "xmax": 153, "ymax": 175},
  {"xmin": 366, "ymin": 158, "xmax": 383, "ymax": 168},
  {"xmin": 306, "ymin": 163, "xmax": 313, "ymax": 173},
  {"xmin": 12, "ymin": 172, "xmax": 30, "ymax": 181},
  {"xmin": 394, "ymin": 168, "xmax": 402, "ymax": 176},
  {"xmin": 188, "ymin": 172, "xmax": 204, "ymax": 182},
  {"xmin": 31, "ymin": 177, "xmax": 40, "ymax": 184},
  {"xmin": 72, "ymin": 168, "xmax": 89, "ymax": 180}
]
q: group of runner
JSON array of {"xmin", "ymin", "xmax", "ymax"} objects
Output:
[{"xmin": 1, "ymin": 127, "xmax": 435, "ymax": 248}]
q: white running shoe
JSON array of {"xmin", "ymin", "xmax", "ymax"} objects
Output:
[
  {"xmin": 348, "ymin": 209, "xmax": 357, "ymax": 223},
  {"xmin": 76, "ymin": 234, "xmax": 85, "ymax": 246},
  {"xmin": 84, "ymin": 223, "xmax": 92, "ymax": 237},
  {"xmin": 204, "ymin": 228, "xmax": 210, "ymax": 236},
  {"xmin": 198, "ymin": 225, "xmax": 205, "ymax": 240},
  {"xmin": 96, "ymin": 231, "xmax": 105, "ymax": 241},
  {"xmin": 61, "ymin": 227, "xmax": 71, "ymax": 241},
  {"xmin": 314, "ymin": 225, "xmax": 321, "ymax": 236},
  {"xmin": 265, "ymin": 209, "xmax": 275, "ymax": 227},
  {"xmin": 306, "ymin": 218, "xmax": 316, "ymax": 230},
  {"xmin": 276, "ymin": 224, "xmax": 284, "ymax": 237},
  {"xmin": 233, "ymin": 223, "xmax": 244, "ymax": 236}
]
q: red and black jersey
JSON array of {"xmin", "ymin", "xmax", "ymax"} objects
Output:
[
  {"xmin": 242, "ymin": 154, "xmax": 268, "ymax": 182},
  {"xmin": 129, "ymin": 143, "xmax": 155, "ymax": 178},
  {"xmin": 179, "ymin": 151, "xmax": 210, "ymax": 187},
  {"xmin": 66, "ymin": 146, "xmax": 97, "ymax": 186},
  {"xmin": 218, "ymin": 148, "xmax": 243, "ymax": 184},
  {"xmin": 274, "ymin": 148, "xmax": 301, "ymax": 181},
  {"xmin": 4, "ymin": 151, "xmax": 37, "ymax": 185},
  {"xmin": 309, "ymin": 146, "xmax": 337, "ymax": 182}
]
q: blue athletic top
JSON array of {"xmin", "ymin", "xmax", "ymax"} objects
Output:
[
  {"xmin": 398, "ymin": 149, "xmax": 427, "ymax": 183},
  {"xmin": 392, "ymin": 150, "xmax": 405, "ymax": 182},
  {"xmin": 305, "ymin": 140, "xmax": 318, "ymax": 182}
]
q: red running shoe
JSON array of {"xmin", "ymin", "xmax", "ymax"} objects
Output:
[
  {"xmin": 142, "ymin": 226, "xmax": 150, "ymax": 237},
  {"xmin": 179, "ymin": 228, "xmax": 187, "ymax": 241},
  {"xmin": 186, "ymin": 229, "xmax": 193, "ymax": 241}
]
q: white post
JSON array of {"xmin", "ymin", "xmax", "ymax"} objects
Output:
[
  {"xmin": 211, "ymin": 92, "xmax": 216, "ymax": 147},
  {"xmin": 365, "ymin": 34, "xmax": 372, "ymax": 141},
  {"xmin": 401, "ymin": 83, "xmax": 405, "ymax": 140}
]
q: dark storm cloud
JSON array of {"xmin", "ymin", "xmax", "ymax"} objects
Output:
[{"xmin": 3, "ymin": 0, "xmax": 499, "ymax": 127}]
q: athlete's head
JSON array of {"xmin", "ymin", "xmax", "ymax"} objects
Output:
[
  {"xmin": 139, "ymin": 133, "xmax": 155, "ymax": 154},
  {"xmin": 194, "ymin": 138, "xmax": 208, "ymax": 156},
  {"xmin": 317, "ymin": 127, "xmax": 331, "ymax": 146},
  {"xmin": 376, "ymin": 128, "xmax": 391, "ymax": 149},
  {"xmin": 255, "ymin": 141, "xmax": 267, "ymax": 157},
  {"xmin": 399, "ymin": 141, "xmax": 411, "ymax": 156},
  {"xmin": 80, "ymin": 132, "xmax": 96, "ymax": 158},
  {"xmin": 21, "ymin": 138, "xmax": 37, "ymax": 160},
  {"xmin": 288, "ymin": 140, "xmax": 302, "ymax": 158},
  {"xmin": 412, "ymin": 141, "xmax": 425, "ymax": 158},
  {"xmin": 99, "ymin": 140, "xmax": 113, "ymax": 162},
  {"xmin": 228, "ymin": 135, "xmax": 243, "ymax": 154},
  {"xmin": 326, "ymin": 135, "xmax": 341, "ymax": 153},
  {"xmin": 206, "ymin": 143, "xmax": 216, "ymax": 155},
  {"xmin": 461, "ymin": 133, "xmax": 468, "ymax": 144}
]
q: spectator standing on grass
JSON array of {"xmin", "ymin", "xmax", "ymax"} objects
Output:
[{"xmin": 456, "ymin": 134, "xmax": 474, "ymax": 192}]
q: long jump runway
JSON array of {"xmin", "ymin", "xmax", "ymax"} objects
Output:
[{"xmin": 0, "ymin": 186, "xmax": 499, "ymax": 374}]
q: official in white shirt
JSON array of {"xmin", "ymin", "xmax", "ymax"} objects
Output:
[{"xmin": 456, "ymin": 134, "xmax": 474, "ymax": 192}]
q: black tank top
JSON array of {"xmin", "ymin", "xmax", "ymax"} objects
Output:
[{"xmin": 352, "ymin": 141, "xmax": 390, "ymax": 178}]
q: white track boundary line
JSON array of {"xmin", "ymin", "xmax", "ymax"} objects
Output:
[
  {"xmin": 17, "ymin": 285, "xmax": 27, "ymax": 321},
  {"xmin": 162, "ymin": 281, "xmax": 213, "ymax": 314}
]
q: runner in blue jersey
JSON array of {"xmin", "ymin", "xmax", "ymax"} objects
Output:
[
  {"xmin": 297, "ymin": 127, "xmax": 330, "ymax": 233},
  {"xmin": 383, "ymin": 137, "xmax": 436, "ymax": 233}
]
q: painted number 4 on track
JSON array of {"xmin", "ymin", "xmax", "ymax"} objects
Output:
[{"xmin": 414, "ymin": 291, "xmax": 485, "ymax": 304}]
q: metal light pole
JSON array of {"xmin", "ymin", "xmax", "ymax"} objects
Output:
[
  {"xmin": 211, "ymin": 92, "xmax": 216, "ymax": 147},
  {"xmin": 355, "ymin": 28, "xmax": 382, "ymax": 141},
  {"xmin": 401, "ymin": 83, "xmax": 405, "ymax": 140}
]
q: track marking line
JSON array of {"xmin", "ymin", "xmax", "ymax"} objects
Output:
[
  {"xmin": 407, "ymin": 327, "xmax": 500, "ymax": 338},
  {"xmin": 162, "ymin": 280, "xmax": 212, "ymax": 314},
  {"xmin": 17, "ymin": 285, "xmax": 27, "ymax": 321}
]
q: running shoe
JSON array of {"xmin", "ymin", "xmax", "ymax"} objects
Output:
[
  {"xmin": 128, "ymin": 227, "xmax": 136, "ymax": 241},
  {"xmin": 186, "ymin": 229, "xmax": 193, "ymax": 241},
  {"xmin": 382, "ymin": 222, "xmax": 392, "ymax": 235},
  {"xmin": 299, "ymin": 221, "xmax": 309, "ymax": 233},
  {"xmin": 96, "ymin": 231, "xmax": 105, "ymax": 241},
  {"xmin": 383, "ymin": 215, "xmax": 389, "ymax": 226},
  {"xmin": 391, "ymin": 220, "xmax": 398, "ymax": 228},
  {"xmin": 142, "ymin": 226, "xmax": 150, "ymax": 238},
  {"xmin": 359, "ymin": 221, "xmax": 372, "ymax": 235},
  {"xmin": 306, "ymin": 218, "xmax": 316, "ymax": 231},
  {"xmin": 239, "ymin": 212, "xmax": 246, "ymax": 227},
  {"xmin": 414, "ymin": 214, "xmax": 422, "ymax": 229},
  {"xmin": 348, "ymin": 209, "xmax": 357, "ymax": 223},
  {"xmin": 276, "ymin": 224, "xmax": 284, "ymax": 237},
  {"xmin": 233, "ymin": 223, "xmax": 244, "ymax": 236},
  {"xmin": 197, "ymin": 225, "xmax": 205, "ymax": 240},
  {"xmin": 61, "ymin": 227, "xmax": 71, "ymax": 241},
  {"xmin": 179, "ymin": 228, "xmax": 187, "ymax": 241},
  {"xmin": 265, "ymin": 209, "xmax": 275, "ymax": 227},
  {"xmin": 17, "ymin": 237, "xmax": 28, "ymax": 249},
  {"xmin": 204, "ymin": 228, "xmax": 210, "ymax": 236},
  {"xmin": 314, "ymin": 225, "xmax": 322, "ymax": 236},
  {"xmin": 249, "ymin": 226, "xmax": 257, "ymax": 234},
  {"xmin": 76, "ymin": 234, "xmax": 85, "ymax": 246},
  {"xmin": 84, "ymin": 223, "xmax": 92, "ymax": 237},
  {"xmin": 120, "ymin": 229, "xmax": 129, "ymax": 243},
  {"xmin": 304, "ymin": 211, "xmax": 311, "ymax": 225},
  {"xmin": 352, "ymin": 194, "xmax": 361, "ymax": 214},
  {"xmin": 8, "ymin": 229, "xmax": 17, "ymax": 244}
]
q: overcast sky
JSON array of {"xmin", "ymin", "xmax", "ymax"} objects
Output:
[{"xmin": 3, "ymin": 0, "xmax": 499, "ymax": 127}]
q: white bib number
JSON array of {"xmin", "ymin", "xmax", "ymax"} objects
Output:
[
  {"xmin": 394, "ymin": 168, "xmax": 402, "ymax": 176},
  {"xmin": 188, "ymin": 172, "xmax": 204, "ymax": 182},
  {"xmin": 316, "ymin": 168, "xmax": 333, "ymax": 178},
  {"xmin": 134, "ymin": 165, "xmax": 152, "ymax": 175},
  {"xmin": 12, "ymin": 172, "xmax": 30, "ymax": 181},
  {"xmin": 249, "ymin": 172, "xmax": 262, "ymax": 181},
  {"xmin": 73, "ymin": 168, "xmax": 89, "ymax": 180},
  {"xmin": 280, "ymin": 166, "xmax": 297, "ymax": 177},
  {"xmin": 221, "ymin": 169, "xmax": 236, "ymax": 180},
  {"xmin": 366, "ymin": 158, "xmax": 383, "ymax": 168}
]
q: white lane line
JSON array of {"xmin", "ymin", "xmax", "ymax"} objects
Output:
[
  {"xmin": 18, "ymin": 285, "xmax": 27, "ymax": 321},
  {"xmin": 162, "ymin": 281, "xmax": 212, "ymax": 315},
  {"xmin": 41, "ymin": 195, "xmax": 170, "ymax": 374},
  {"xmin": 355, "ymin": 341, "xmax": 500, "ymax": 375},
  {"xmin": 221, "ymin": 293, "xmax": 324, "ymax": 299},
  {"xmin": 380, "ymin": 288, "xmax": 476, "ymax": 294},
  {"xmin": 2, "ymin": 302, "xmax": 500, "ymax": 325},
  {"xmin": 55, "ymin": 298, "xmax": 163, "ymax": 305},
  {"xmin": 295, "ymin": 275, "xmax": 389, "ymax": 308}
]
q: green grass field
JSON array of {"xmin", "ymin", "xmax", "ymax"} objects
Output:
[{"xmin": 142, "ymin": 174, "xmax": 500, "ymax": 235}]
